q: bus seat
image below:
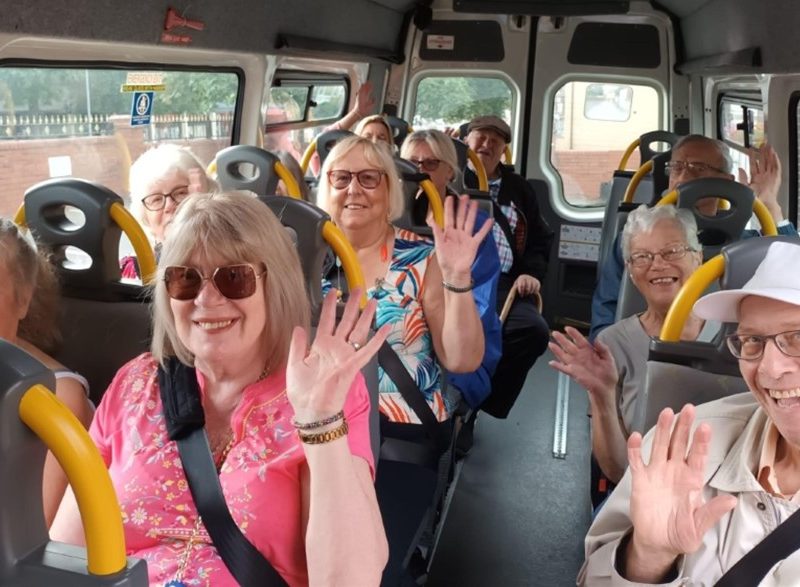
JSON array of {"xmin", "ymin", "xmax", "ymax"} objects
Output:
[
  {"xmin": 23, "ymin": 179, "xmax": 151, "ymax": 405},
  {"xmin": 316, "ymin": 129, "xmax": 354, "ymax": 170},
  {"xmin": 384, "ymin": 115, "xmax": 411, "ymax": 149},
  {"xmin": 394, "ymin": 157, "xmax": 438, "ymax": 237},
  {"xmin": 637, "ymin": 130, "xmax": 678, "ymax": 166},
  {"xmin": 256, "ymin": 196, "xmax": 379, "ymax": 460},
  {"xmin": 632, "ymin": 236, "xmax": 800, "ymax": 433},
  {"xmin": 0, "ymin": 339, "xmax": 148, "ymax": 585},
  {"xmin": 615, "ymin": 178, "xmax": 756, "ymax": 324},
  {"xmin": 214, "ymin": 145, "xmax": 281, "ymax": 196}
]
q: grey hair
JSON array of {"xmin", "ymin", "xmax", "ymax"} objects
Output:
[
  {"xmin": 355, "ymin": 115, "xmax": 394, "ymax": 146},
  {"xmin": 400, "ymin": 130, "xmax": 460, "ymax": 188},
  {"xmin": 672, "ymin": 134, "xmax": 734, "ymax": 174},
  {"xmin": 621, "ymin": 204, "xmax": 701, "ymax": 260},
  {"xmin": 129, "ymin": 144, "xmax": 216, "ymax": 225},
  {"xmin": 274, "ymin": 150, "xmax": 312, "ymax": 202},
  {"xmin": 317, "ymin": 136, "xmax": 405, "ymax": 222},
  {"xmin": 151, "ymin": 191, "xmax": 310, "ymax": 369}
]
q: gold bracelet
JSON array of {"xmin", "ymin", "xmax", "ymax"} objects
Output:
[{"xmin": 298, "ymin": 419, "xmax": 349, "ymax": 445}]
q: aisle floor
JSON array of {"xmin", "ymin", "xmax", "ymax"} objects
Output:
[{"xmin": 427, "ymin": 351, "xmax": 593, "ymax": 586}]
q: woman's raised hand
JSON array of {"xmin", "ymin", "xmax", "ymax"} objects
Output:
[
  {"xmin": 429, "ymin": 195, "xmax": 493, "ymax": 283},
  {"xmin": 287, "ymin": 288, "xmax": 389, "ymax": 423},
  {"xmin": 626, "ymin": 405, "xmax": 737, "ymax": 572},
  {"xmin": 549, "ymin": 326, "xmax": 618, "ymax": 395}
]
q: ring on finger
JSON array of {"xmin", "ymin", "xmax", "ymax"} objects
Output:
[{"xmin": 349, "ymin": 340, "xmax": 363, "ymax": 351}]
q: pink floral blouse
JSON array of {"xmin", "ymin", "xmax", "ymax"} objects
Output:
[{"xmin": 90, "ymin": 353, "xmax": 374, "ymax": 587}]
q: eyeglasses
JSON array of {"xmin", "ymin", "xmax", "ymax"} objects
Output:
[
  {"xmin": 665, "ymin": 160, "xmax": 728, "ymax": 176},
  {"xmin": 409, "ymin": 158, "xmax": 442, "ymax": 173},
  {"xmin": 727, "ymin": 329, "xmax": 800, "ymax": 361},
  {"xmin": 327, "ymin": 169, "xmax": 385, "ymax": 190},
  {"xmin": 163, "ymin": 264, "xmax": 266, "ymax": 300},
  {"xmin": 142, "ymin": 186, "xmax": 191, "ymax": 211},
  {"xmin": 627, "ymin": 245, "xmax": 696, "ymax": 268}
]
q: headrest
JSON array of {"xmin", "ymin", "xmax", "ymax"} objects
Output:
[
  {"xmin": 383, "ymin": 115, "xmax": 411, "ymax": 148},
  {"xmin": 316, "ymin": 129, "xmax": 354, "ymax": 167},
  {"xmin": 638, "ymin": 130, "xmax": 678, "ymax": 164},
  {"xmin": 215, "ymin": 145, "xmax": 280, "ymax": 195}
]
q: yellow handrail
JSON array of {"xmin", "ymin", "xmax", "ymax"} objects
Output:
[
  {"xmin": 503, "ymin": 145, "xmax": 513, "ymax": 165},
  {"xmin": 13, "ymin": 203, "xmax": 24, "ymax": 226},
  {"xmin": 109, "ymin": 202, "xmax": 157, "ymax": 283},
  {"xmin": 660, "ymin": 255, "xmax": 725, "ymax": 342},
  {"xmin": 622, "ymin": 160, "xmax": 654, "ymax": 204},
  {"xmin": 419, "ymin": 179, "xmax": 444, "ymax": 228},
  {"xmin": 206, "ymin": 159, "xmax": 217, "ymax": 178},
  {"xmin": 656, "ymin": 192, "xmax": 777, "ymax": 236},
  {"xmin": 19, "ymin": 384, "xmax": 126, "ymax": 576},
  {"xmin": 321, "ymin": 221, "xmax": 367, "ymax": 308},
  {"xmin": 618, "ymin": 137, "xmax": 641, "ymax": 171},
  {"xmin": 467, "ymin": 149, "xmax": 489, "ymax": 192},
  {"xmin": 274, "ymin": 161, "xmax": 302, "ymax": 200},
  {"xmin": 300, "ymin": 138, "xmax": 318, "ymax": 174}
]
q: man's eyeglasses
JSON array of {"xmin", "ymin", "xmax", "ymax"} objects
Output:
[
  {"xmin": 727, "ymin": 329, "xmax": 800, "ymax": 361},
  {"xmin": 408, "ymin": 158, "xmax": 442, "ymax": 173},
  {"xmin": 665, "ymin": 160, "xmax": 728, "ymax": 177},
  {"xmin": 627, "ymin": 245, "xmax": 696, "ymax": 268},
  {"xmin": 327, "ymin": 169, "xmax": 385, "ymax": 190},
  {"xmin": 163, "ymin": 264, "xmax": 266, "ymax": 300},
  {"xmin": 142, "ymin": 186, "xmax": 191, "ymax": 211}
]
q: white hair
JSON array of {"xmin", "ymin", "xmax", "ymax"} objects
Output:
[{"xmin": 621, "ymin": 204, "xmax": 701, "ymax": 260}]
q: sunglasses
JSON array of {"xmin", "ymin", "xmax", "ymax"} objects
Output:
[
  {"xmin": 408, "ymin": 158, "xmax": 442, "ymax": 173},
  {"xmin": 163, "ymin": 264, "xmax": 266, "ymax": 300},
  {"xmin": 327, "ymin": 169, "xmax": 385, "ymax": 190}
]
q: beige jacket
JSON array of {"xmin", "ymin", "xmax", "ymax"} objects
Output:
[{"xmin": 578, "ymin": 392, "xmax": 800, "ymax": 586}]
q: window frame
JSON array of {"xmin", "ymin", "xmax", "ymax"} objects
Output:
[
  {"xmin": 264, "ymin": 70, "xmax": 350, "ymax": 133},
  {"xmin": 545, "ymin": 75, "xmax": 666, "ymax": 211},
  {"xmin": 0, "ymin": 57, "xmax": 245, "ymax": 145},
  {"xmin": 789, "ymin": 91, "xmax": 800, "ymax": 226},
  {"xmin": 717, "ymin": 92, "xmax": 763, "ymax": 150}
]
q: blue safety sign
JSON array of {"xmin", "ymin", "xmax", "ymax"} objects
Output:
[{"xmin": 130, "ymin": 91, "xmax": 154, "ymax": 126}]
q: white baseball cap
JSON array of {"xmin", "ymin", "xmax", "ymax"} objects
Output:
[{"xmin": 693, "ymin": 241, "xmax": 800, "ymax": 322}]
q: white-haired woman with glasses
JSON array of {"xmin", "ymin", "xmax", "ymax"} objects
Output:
[
  {"xmin": 549, "ymin": 204, "xmax": 716, "ymax": 485},
  {"xmin": 400, "ymin": 129, "xmax": 460, "ymax": 198},
  {"xmin": 121, "ymin": 144, "xmax": 215, "ymax": 278},
  {"xmin": 316, "ymin": 135, "xmax": 492, "ymax": 584},
  {"xmin": 52, "ymin": 191, "xmax": 389, "ymax": 586}
]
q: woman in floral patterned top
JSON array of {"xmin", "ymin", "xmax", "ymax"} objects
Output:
[{"xmin": 51, "ymin": 192, "xmax": 389, "ymax": 586}]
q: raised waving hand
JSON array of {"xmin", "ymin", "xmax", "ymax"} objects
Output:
[
  {"xmin": 623, "ymin": 404, "xmax": 738, "ymax": 582},
  {"xmin": 429, "ymin": 194, "xmax": 493, "ymax": 283},
  {"xmin": 549, "ymin": 326, "xmax": 618, "ymax": 395}
]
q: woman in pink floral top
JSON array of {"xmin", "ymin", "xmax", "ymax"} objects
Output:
[{"xmin": 51, "ymin": 191, "xmax": 389, "ymax": 586}]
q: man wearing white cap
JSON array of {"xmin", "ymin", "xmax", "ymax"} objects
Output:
[{"xmin": 579, "ymin": 240, "xmax": 800, "ymax": 585}]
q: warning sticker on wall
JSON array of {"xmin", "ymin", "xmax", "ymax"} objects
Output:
[{"xmin": 426, "ymin": 35, "xmax": 455, "ymax": 51}]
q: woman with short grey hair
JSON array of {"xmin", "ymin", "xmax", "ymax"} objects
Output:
[{"xmin": 550, "ymin": 204, "xmax": 709, "ymax": 485}]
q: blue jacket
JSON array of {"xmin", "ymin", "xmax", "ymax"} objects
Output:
[
  {"xmin": 589, "ymin": 222, "xmax": 799, "ymax": 341},
  {"xmin": 448, "ymin": 211, "xmax": 503, "ymax": 408}
]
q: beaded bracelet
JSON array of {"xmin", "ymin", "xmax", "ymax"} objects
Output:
[
  {"xmin": 292, "ymin": 410, "xmax": 345, "ymax": 431},
  {"xmin": 442, "ymin": 278, "xmax": 475, "ymax": 293},
  {"xmin": 298, "ymin": 419, "xmax": 349, "ymax": 445}
]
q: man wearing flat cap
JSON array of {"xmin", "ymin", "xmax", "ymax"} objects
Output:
[{"xmin": 464, "ymin": 115, "xmax": 552, "ymax": 419}]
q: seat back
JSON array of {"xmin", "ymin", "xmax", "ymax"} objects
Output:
[
  {"xmin": 637, "ymin": 130, "xmax": 678, "ymax": 165},
  {"xmin": 215, "ymin": 145, "xmax": 281, "ymax": 195},
  {"xmin": 615, "ymin": 178, "xmax": 756, "ymax": 323},
  {"xmin": 23, "ymin": 179, "xmax": 151, "ymax": 404},
  {"xmin": 633, "ymin": 236, "xmax": 800, "ymax": 433},
  {"xmin": 384, "ymin": 115, "xmax": 411, "ymax": 149},
  {"xmin": 0, "ymin": 340, "xmax": 148, "ymax": 585},
  {"xmin": 316, "ymin": 129, "xmax": 354, "ymax": 169},
  {"xmin": 393, "ymin": 157, "xmax": 436, "ymax": 237}
]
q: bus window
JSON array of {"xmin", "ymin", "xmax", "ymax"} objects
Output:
[
  {"xmin": 0, "ymin": 66, "xmax": 240, "ymax": 218},
  {"xmin": 262, "ymin": 75, "xmax": 348, "ymax": 163},
  {"xmin": 719, "ymin": 95, "xmax": 764, "ymax": 174},
  {"xmin": 550, "ymin": 80, "xmax": 660, "ymax": 208},
  {"xmin": 411, "ymin": 75, "xmax": 513, "ymax": 132}
]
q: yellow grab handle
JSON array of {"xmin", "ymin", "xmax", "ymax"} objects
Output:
[
  {"xmin": 657, "ymin": 193, "xmax": 776, "ymax": 236},
  {"xmin": 467, "ymin": 149, "xmax": 489, "ymax": 192},
  {"xmin": 503, "ymin": 145, "xmax": 513, "ymax": 165},
  {"xmin": 206, "ymin": 160, "xmax": 217, "ymax": 178},
  {"xmin": 274, "ymin": 161, "xmax": 302, "ymax": 200},
  {"xmin": 19, "ymin": 384, "xmax": 127, "ymax": 576},
  {"xmin": 300, "ymin": 139, "xmax": 318, "ymax": 174},
  {"xmin": 660, "ymin": 255, "xmax": 725, "ymax": 342},
  {"xmin": 13, "ymin": 203, "xmax": 25, "ymax": 226},
  {"xmin": 110, "ymin": 202, "xmax": 156, "ymax": 283},
  {"xmin": 322, "ymin": 221, "xmax": 367, "ymax": 308},
  {"xmin": 622, "ymin": 160, "xmax": 654, "ymax": 204},
  {"xmin": 419, "ymin": 179, "xmax": 444, "ymax": 228},
  {"xmin": 618, "ymin": 138, "xmax": 641, "ymax": 171}
]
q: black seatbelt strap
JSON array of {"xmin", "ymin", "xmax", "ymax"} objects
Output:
[
  {"xmin": 378, "ymin": 341, "xmax": 444, "ymax": 451},
  {"xmin": 158, "ymin": 359, "xmax": 287, "ymax": 587},
  {"xmin": 714, "ymin": 506, "xmax": 800, "ymax": 586}
]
